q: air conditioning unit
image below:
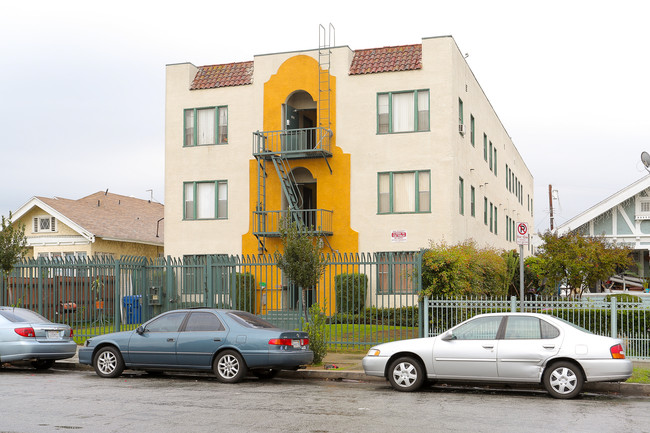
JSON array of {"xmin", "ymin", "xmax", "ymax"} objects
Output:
[{"xmin": 458, "ymin": 124, "xmax": 466, "ymax": 135}]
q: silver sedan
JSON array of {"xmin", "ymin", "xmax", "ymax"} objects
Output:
[
  {"xmin": 0, "ymin": 306, "xmax": 77, "ymax": 369},
  {"xmin": 363, "ymin": 312, "xmax": 633, "ymax": 398}
]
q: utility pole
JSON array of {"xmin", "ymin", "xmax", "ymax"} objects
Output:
[{"xmin": 548, "ymin": 184, "xmax": 554, "ymax": 230}]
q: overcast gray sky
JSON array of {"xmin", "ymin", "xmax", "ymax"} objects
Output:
[{"xmin": 2, "ymin": 0, "xmax": 649, "ymax": 233}]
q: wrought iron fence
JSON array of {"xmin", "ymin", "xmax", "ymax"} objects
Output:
[
  {"xmin": 3, "ymin": 255, "xmax": 649, "ymax": 358},
  {"xmin": 1, "ymin": 253, "xmax": 423, "ymax": 349},
  {"xmin": 424, "ymin": 296, "xmax": 650, "ymax": 360}
]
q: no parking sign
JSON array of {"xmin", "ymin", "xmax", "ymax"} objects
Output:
[{"xmin": 516, "ymin": 222, "xmax": 529, "ymax": 245}]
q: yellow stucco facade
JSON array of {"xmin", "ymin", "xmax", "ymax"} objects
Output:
[{"xmin": 242, "ymin": 56, "xmax": 358, "ymax": 256}]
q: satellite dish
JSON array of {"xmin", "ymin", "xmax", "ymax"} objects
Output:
[{"xmin": 642, "ymin": 152, "xmax": 650, "ymax": 172}]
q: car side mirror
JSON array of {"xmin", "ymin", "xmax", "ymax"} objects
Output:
[
  {"xmin": 136, "ymin": 326, "xmax": 145, "ymax": 335},
  {"xmin": 441, "ymin": 331, "xmax": 456, "ymax": 341}
]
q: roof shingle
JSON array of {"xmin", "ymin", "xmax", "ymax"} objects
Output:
[
  {"xmin": 349, "ymin": 44, "xmax": 422, "ymax": 75},
  {"xmin": 37, "ymin": 192, "xmax": 164, "ymax": 245},
  {"xmin": 190, "ymin": 61, "xmax": 254, "ymax": 90}
]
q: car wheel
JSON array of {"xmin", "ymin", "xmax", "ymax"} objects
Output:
[
  {"xmin": 31, "ymin": 359, "xmax": 55, "ymax": 370},
  {"xmin": 213, "ymin": 350, "xmax": 247, "ymax": 383},
  {"xmin": 387, "ymin": 356, "xmax": 425, "ymax": 392},
  {"xmin": 252, "ymin": 369, "xmax": 280, "ymax": 380},
  {"xmin": 543, "ymin": 361, "xmax": 584, "ymax": 399},
  {"xmin": 93, "ymin": 346, "xmax": 125, "ymax": 378}
]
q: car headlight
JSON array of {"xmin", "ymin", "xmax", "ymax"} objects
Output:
[{"xmin": 366, "ymin": 348, "xmax": 381, "ymax": 357}]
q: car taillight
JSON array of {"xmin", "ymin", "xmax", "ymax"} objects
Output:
[
  {"xmin": 70, "ymin": 329, "xmax": 74, "ymax": 337},
  {"xmin": 611, "ymin": 344, "xmax": 626, "ymax": 359},
  {"xmin": 268, "ymin": 338, "xmax": 293, "ymax": 346},
  {"xmin": 301, "ymin": 338, "xmax": 309, "ymax": 346},
  {"xmin": 15, "ymin": 327, "xmax": 36, "ymax": 338}
]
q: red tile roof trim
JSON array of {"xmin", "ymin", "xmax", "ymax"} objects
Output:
[
  {"xmin": 190, "ymin": 61, "xmax": 254, "ymax": 90},
  {"xmin": 349, "ymin": 44, "xmax": 422, "ymax": 75}
]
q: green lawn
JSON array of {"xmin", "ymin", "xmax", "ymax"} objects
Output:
[
  {"xmin": 72, "ymin": 323, "xmax": 140, "ymax": 344},
  {"xmin": 325, "ymin": 323, "xmax": 418, "ymax": 346},
  {"xmin": 628, "ymin": 367, "xmax": 650, "ymax": 384}
]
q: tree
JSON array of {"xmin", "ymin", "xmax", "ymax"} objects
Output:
[
  {"xmin": 275, "ymin": 220, "xmax": 326, "ymax": 312},
  {"xmin": 536, "ymin": 230, "xmax": 633, "ymax": 296},
  {"xmin": 0, "ymin": 212, "xmax": 28, "ymax": 304}
]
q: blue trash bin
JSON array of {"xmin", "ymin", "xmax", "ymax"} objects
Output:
[{"xmin": 123, "ymin": 295, "xmax": 142, "ymax": 324}]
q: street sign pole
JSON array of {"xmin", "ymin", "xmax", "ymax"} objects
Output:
[
  {"xmin": 520, "ymin": 244, "xmax": 524, "ymax": 311},
  {"xmin": 516, "ymin": 222, "xmax": 529, "ymax": 312}
]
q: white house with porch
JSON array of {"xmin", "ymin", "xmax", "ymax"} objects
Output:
[{"xmin": 557, "ymin": 175, "xmax": 650, "ymax": 291}]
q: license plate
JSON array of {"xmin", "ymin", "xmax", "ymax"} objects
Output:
[
  {"xmin": 47, "ymin": 331, "xmax": 62, "ymax": 340},
  {"xmin": 292, "ymin": 339, "xmax": 301, "ymax": 349}
]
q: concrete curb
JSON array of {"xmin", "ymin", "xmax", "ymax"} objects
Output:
[{"xmin": 51, "ymin": 358, "xmax": 650, "ymax": 397}]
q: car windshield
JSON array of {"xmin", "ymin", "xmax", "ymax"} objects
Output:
[
  {"xmin": 228, "ymin": 311, "xmax": 276, "ymax": 329},
  {"xmin": 0, "ymin": 308, "xmax": 49, "ymax": 323}
]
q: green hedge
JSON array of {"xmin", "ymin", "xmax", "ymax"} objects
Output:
[
  {"xmin": 328, "ymin": 306, "xmax": 419, "ymax": 327},
  {"xmin": 334, "ymin": 273, "xmax": 368, "ymax": 314}
]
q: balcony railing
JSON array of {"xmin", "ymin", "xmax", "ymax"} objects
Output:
[
  {"xmin": 253, "ymin": 209, "xmax": 333, "ymax": 237},
  {"xmin": 253, "ymin": 127, "xmax": 332, "ymax": 159}
]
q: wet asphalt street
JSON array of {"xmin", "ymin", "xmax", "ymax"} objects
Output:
[{"xmin": 2, "ymin": 365, "xmax": 650, "ymax": 433}]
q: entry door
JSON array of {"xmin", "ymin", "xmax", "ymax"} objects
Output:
[{"xmin": 282, "ymin": 104, "xmax": 299, "ymax": 151}]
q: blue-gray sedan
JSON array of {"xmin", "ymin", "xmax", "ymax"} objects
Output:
[
  {"xmin": 363, "ymin": 312, "xmax": 633, "ymax": 398},
  {"xmin": 0, "ymin": 306, "xmax": 77, "ymax": 369},
  {"xmin": 79, "ymin": 308, "xmax": 313, "ymax": 382}
]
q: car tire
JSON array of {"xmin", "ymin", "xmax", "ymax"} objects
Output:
[
  {"xmin": 31, "ymin": 359, "xmax": 55, "ymax": 370},
  {"xmin": 213, "ymin": 350, "xmax": 247, "ymax": 383},
  {"xmin": 387, "ymin": 356, "xmax": 425, "ymax": 392},
  {"xmin": 93, "ymin": 346, "xmax": 125, "ymax": 378},
  {"xmin": 543, "ymin": 361, "xmax": 584, "ymax": 399},
  {"xmin": 252, "ymin": 369, "xmax": 280, "ymax": 380}
]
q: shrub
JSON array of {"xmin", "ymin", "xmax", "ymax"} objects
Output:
[
  {"xmin": 420, "ymin": 241, "xmax": 507, "ymax": 298},
  {"xmin": 233, "ymin": 272, "xmax": 256, "ymax": 313},
  {"xmin": 327, "ymin": 306, "xmax": 419, "ymax": 328},
  {"xmin": 334, "ymin": 273, "xmax": 368, "ymax": 314},
  {"xmin": 604, "ymin": 293, "xmax": 642, "ymax": 304},
  {"xmin": 304, "ymin": 303, "xmax": 327, "ymax": 365}
]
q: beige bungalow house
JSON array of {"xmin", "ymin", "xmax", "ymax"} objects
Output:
[{"xmin": 11, "ymin": 191, "xmax": 164, "ymax": 260}]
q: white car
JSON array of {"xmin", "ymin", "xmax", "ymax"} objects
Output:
[{"xmin": 363, "ymin": 312, "xmax": 633, "ymax": 398}]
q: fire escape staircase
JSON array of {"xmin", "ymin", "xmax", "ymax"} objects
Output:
[{"xmin": 252, "ymin": 24, "xmax": 336, "ymax": 254}]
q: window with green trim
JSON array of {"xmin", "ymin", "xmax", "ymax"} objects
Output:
[
  {"xmin": 489, "ymin": 202, "xmax": 494, "ymax": 233},
  {"xmin": 459, "ymin": 177, "xmax": 464, "ymax": 215},
  {"xmin": 377, "ymin": 90, "xmax": 429, "ymax": 134},
  {"xmin": 493, "ymin": 147, "xmax": 498, "ymax": 176},
  {"xmin": 184, "ymin": 106, "xmax": 228, "ymax": 146},
  {"xmin": 377, "ymin": 252, "xmax": 417, "ymax": 294},
  {"xmin": 184, "ymin": 180, "xmax": 228, "ymax": 220},
  {"xmin": 483, "ymin": 134, "xmax": 488, "ymax": 161},
  {"xmin": 484, "ymin": 197, "xmax": 488, "ymax": 225},
  {"xmin": 470, "ymin": 115, "xmax": 475, "ymax": 146},
  {"xmin": 489, "ymin": 141, "xmax": 493, "ymax": 170},
  {"xmin": 470, "ymin": 186, "xmax": 476, "ymax": 217},
  {"xmin": 378, "ymin": 170, "xmax": 430, "ymax": 214}
]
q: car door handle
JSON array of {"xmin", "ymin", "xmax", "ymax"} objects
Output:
[
  {"xmin": 214, "ymin": 338, "xmax": 222, "ymax": 342},
  {"xmin": 542, "ymin": 345, "xmax": 555, "ymax": 349},
  {"xmin": 482, "ymin": 345, "xmax": 494, "ymax": 350},
  {"xmin": 167, "ymin": 338, "xmax": 175, "ymax": 342}
]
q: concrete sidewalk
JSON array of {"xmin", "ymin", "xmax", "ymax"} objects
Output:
[{"xmin": 51, "ymin": 349, "xmax": 650, "ymax": 397}]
